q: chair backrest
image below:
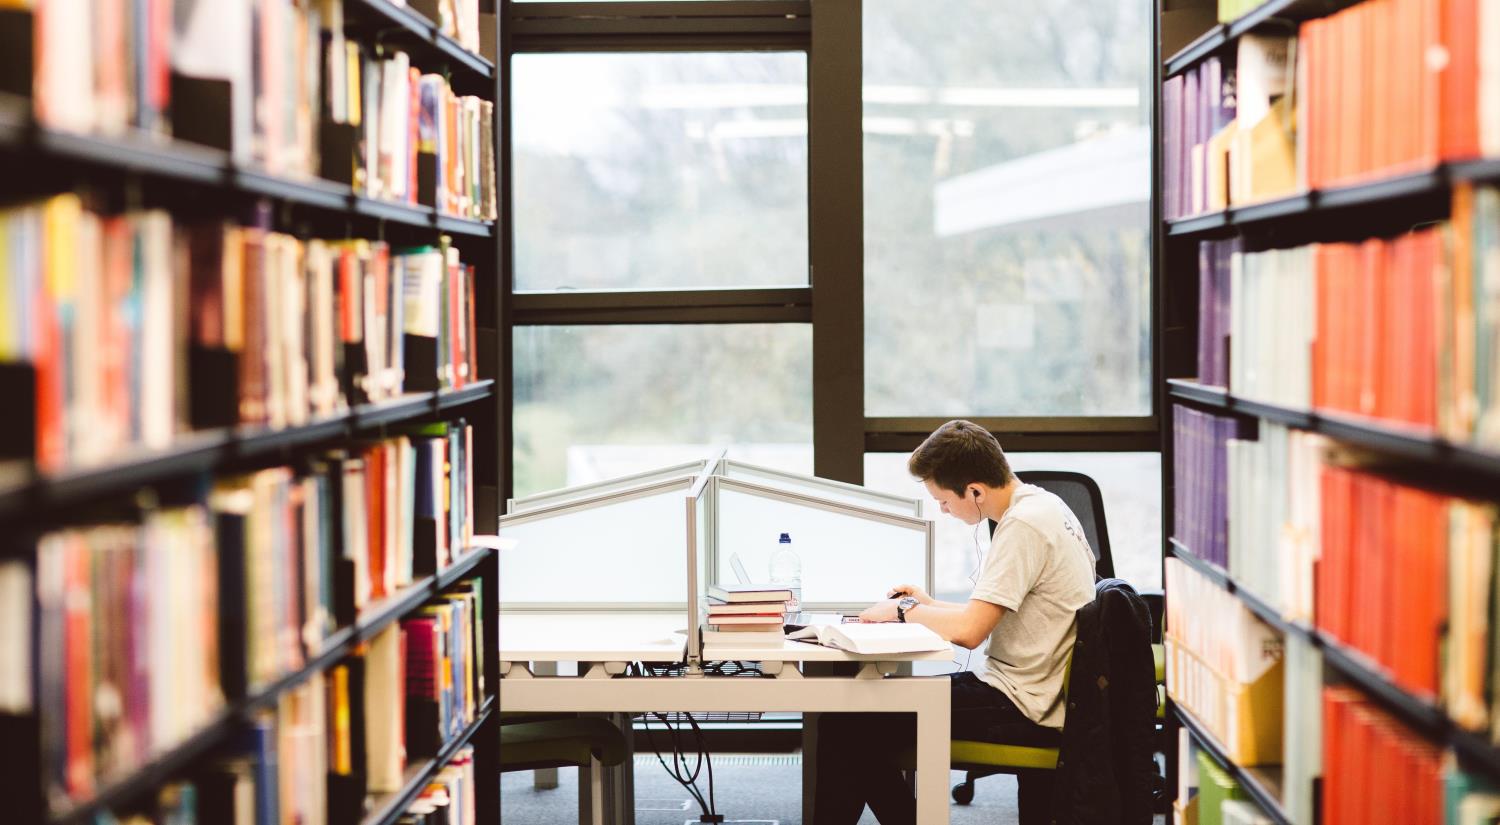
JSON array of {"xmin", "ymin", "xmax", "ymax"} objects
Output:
[{"xmin": 992, "ymin": 470, "xmax": 1115, "ymax": 579}]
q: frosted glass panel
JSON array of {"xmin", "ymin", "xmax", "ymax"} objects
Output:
[
  {"xmin": 719, "ymin": 462, "xmax": 920, "ymax": 517},
  {"xmin": 509, "ymin": 461, "xmax": 707, "ymax": 514},
  {"xmin": 714, "ymin": 487, "xmax": 927, "ymax": 606},
  {"xmin": 500, "ymin": 487, "xmax": 688, "ymax": 605}
]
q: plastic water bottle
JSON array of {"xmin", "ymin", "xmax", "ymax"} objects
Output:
[{"xmin": 768, "ymin": 532, "xmax": 802, "ymax": 612}]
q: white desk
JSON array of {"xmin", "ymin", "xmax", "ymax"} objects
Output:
[{"xmin": 500, "ymin": 612, "xmax": 954, "ymax": 825}]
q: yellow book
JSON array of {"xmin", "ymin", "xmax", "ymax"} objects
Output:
[
  {"xmin": 330, "ymin": 664, "xmax": 352, "ymax": 775},
  {"xmin": 0, "ymin": 208, "xmax": 14, "ymax": 361},
  {"xmin": 1207, "ymin": 124, "xmax": 1235, "ymax": 212},
  {"xmin": 346, "ymin": 41, "xmax": 362, "ymax": 127}
]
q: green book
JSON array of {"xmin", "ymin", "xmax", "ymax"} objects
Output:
[{"xmin": 1196, "ymin": 749, "xmax": 1246, "ymax": 825}]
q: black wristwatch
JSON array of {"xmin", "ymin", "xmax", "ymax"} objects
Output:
[{"xmin": 896, "ymin": 596, "xmax": 920, "ymax": 623}]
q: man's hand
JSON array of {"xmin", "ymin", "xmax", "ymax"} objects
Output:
[
  {"xmin": 858, "ymin": 599, "xmax": 900, "ymax": 623},
  {"xmin": 885, "ymin": 584, "xmax": 932, "ymax": 605}
]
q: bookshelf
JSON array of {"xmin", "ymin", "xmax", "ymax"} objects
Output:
[
  {"xmin": 1169, "ymin": 537, "xmax": 1500, "ymax": 794},
  {"xmin": 0, "ymin": 93, "xmax": 496, "ymax": 239},
  {"xmin": 1158, "ymin": 0, "xmax": 1500, "ymax": 820},
  {"xmin": 1174, "ymin": 702, "xmax": 1291, "ymax": 825},
  {"xmin": 1166, "ymin": 160, "xmax": 1500, "ymax": 238},
  {"xmin": 0, "ymin": 0, "xmax": 505, "ymax": 821},
  {"xmin": 0, "ymin": 382, "xmax": 496, "ymax": 525},
  {"xmin": 1164, "ymin": 0, "xmax": 1360, "ymax": 77},
  {"xmin": 42, "ymin": 547, "xmax": 491, "ymax": 825}
]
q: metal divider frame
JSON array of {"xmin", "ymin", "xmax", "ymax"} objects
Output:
[
  {"xmin": 704, "ymin": 475, "xmax": 934, "ymax": 616},
  {"xmin": 714, "ymin": 458, "xmax": 922, "ymax": 517},
  {"xmin": 505, "ymin": 458, "xmax": 710, "ymax": 514},
  {"xmin": 684, "ymin": 467, "xmax": 717, "ymax": 671}
]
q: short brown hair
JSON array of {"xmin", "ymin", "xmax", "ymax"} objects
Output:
[{"xmin": 907, "ymin": 420, "xmax": 1013, "ymax": 496}]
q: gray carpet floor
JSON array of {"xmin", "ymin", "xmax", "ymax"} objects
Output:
[{"xmin": 501, "ymin": 756, "xmax": 1168, "ymax": 824}]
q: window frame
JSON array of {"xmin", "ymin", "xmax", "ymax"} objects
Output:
[{"xmin": 498, "ymin": 0, "xmax": 1162, "ymax": 505}]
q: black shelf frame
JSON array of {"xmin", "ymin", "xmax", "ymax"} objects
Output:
[
  {"xmin": 360, "ymin": 696, "xmax": 495, "ymax": 825},
  {"xmin": 1167, "ymin": 380, "xmax": 1500, "ymax": 483},
  {"xmin": 1166, "ymin": 538, "xmax": 1500, "ymax": 785},
  {"xmin": 0, "ymin": 382, "xmax": 495, "ymax": 527},
  {"xmin": 348, "ymin": 0, "xmax": 496, "ymax": 86},
  {"xmin": 1172, "ymin": 703, "xmax": 1291, "ymax": 825},
  {"xmin": 45, "ymin": 547, "xmax": 493, "ymax": 825},
  {"xmin": 1165, "ymin": 162, "xmax": 1500, "ymax": 239}
]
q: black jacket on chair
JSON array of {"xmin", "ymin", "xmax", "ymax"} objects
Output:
[{"xmin": 1049, "ymin": 577, "xmax": 1158, "ymax": 825}]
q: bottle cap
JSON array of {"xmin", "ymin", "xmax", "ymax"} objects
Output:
[{"xmin": 779, "ymin": 532, "xmax": 790, "ymax": 543}]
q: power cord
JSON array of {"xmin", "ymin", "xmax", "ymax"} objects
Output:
[{"xmin": 641, "ymin": 710, "xmax": 722, "ymax": 822}]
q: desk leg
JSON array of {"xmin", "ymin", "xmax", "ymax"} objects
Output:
[
  {"xmin": 534, "ymin": 661, "xmax": 560, "ymax": 790},
  {"xmin": 915, "ymin": 698, "xmax": 951, "ymax": 824},
  {"xmin": 802, "ymin": 711, "xmax": 818, "ymax": 825},
  {"xmin": 610, "ymin": 712, "xmax": 636, "ymax": 825}
]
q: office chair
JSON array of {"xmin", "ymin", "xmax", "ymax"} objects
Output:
[
  {"xmin": 946, "ymin": 470, "xmax": 1168, "ymax": 809},
  {"xmin": 501, "ymin": 714, "xmax": 628, "ymax": 825}
]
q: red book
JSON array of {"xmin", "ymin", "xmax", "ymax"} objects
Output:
[
  {"xmin": 1416, "ymin": 0, "xmax": 1443, "ymax": 168},
  {"xmin": 64, "ymin": 536, "xmax": 93, "ymax": 798},
  {"xmin": 1440, "ymin": 0, "xmax": 1481, "ymax": 160},
  {"xmin": 367, "ymin": 445, "xmax": 387, "ymax": 601},
  {"xmin": 408, "ymin": 66, "xmax": 421, "ymax": 203}
]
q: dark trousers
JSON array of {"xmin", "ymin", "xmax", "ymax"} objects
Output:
[{"xmin": 812, "ymin": 671, "xmax": 1058, "ymax": 825}]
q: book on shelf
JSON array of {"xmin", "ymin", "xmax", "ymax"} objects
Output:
[
  {"xmin": 399, "ymin": 746, "xmax": 476, "ymax": 825},
  {"xmin": 1166, "ymin": 0, "xmax": 1500, "ymax": 219},
  {"xmin": 1281, "ymin": 630, "xmax": 1322, "ymax": 825},
  {"xmin": 1171, "ymin": 405, "xmax": 1247, "ymax": 572},
  {"xmin": 1322, "ymin": 685, "xmax": 1446, "ymax": 825},
  {"xmin": 1196, "ymin": 237, "xmax": 1238, "ymax": 389},
  {"xmin": 33, "ymin": 507, "xmax": 224, "ymax": 809},
  {"xmin": 1165, "ymin": 557, "xmax": 1284, "ymax": 766},
  {"xmin": 0, "ymin": 195, "xmax": 486, "ymax": 474},
  {"xmin": 705, "ymin": 583, "xmax": 792, "ymax": 604},
  {"xmin": 1184, "ymin": 188, "xmax": 1500, "ymax": 448},
  {"xmin": 1217, "ymin": 0, "xmax": 1271, "ymax": 24},
  {"xmin": 1174, "ymin": 727, "xmax": 1198, "ymax": 825},
  {"xmin": 785, "ymin": 622, "xmax": 948, "ymax": 656},
  {"xmin": 24, "ymin": 0, "xmax": 497, "ymax": 214},
  {"xmin": 4, "ymin": 422, "xmax": 477, "ymax": 816},
  {"xmin": 1194, "ymin": 747, "xmax": 1248, "ymax": 825},
  {"xmin": 1225, "ymin": 422, "xmax": 1327, "ymax": 622}
]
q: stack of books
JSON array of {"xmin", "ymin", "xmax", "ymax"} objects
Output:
[{"xmin": 701, "ymin": 584, "xmax": 791, "ymax": 648}]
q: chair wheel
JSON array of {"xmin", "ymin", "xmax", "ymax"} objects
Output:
[{"xmin": 951, "ymin": 782, "xmax": 975, "ymax": 805}]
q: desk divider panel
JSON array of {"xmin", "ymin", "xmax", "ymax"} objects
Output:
[
  {"xmin": 498, "ymin": 476, "xmax": 695, "ymax": 610},
  {"xmin": 709, "ymin": 477, "xmax": 932, "ymax": 614},
  {"xmin": 498, "ymin": 457, "xmax": 932, "ymax": 668}
]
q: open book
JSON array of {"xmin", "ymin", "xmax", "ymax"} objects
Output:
[{"xmin": 786, "ymin": 622, "xmax": 949, "ymax": 655}]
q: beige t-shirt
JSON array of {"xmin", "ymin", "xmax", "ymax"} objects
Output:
[{"xmin": 969, "ymin": 483, "xmax": 1097, "ymax": 730}]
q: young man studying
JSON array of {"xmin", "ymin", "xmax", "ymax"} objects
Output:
[{"xmin": 813, "ymin": 420, "xmax": 1097, "ymax": 825}]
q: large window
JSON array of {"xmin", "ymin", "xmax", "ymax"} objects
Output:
[
  {"xmin": 864, "ymin": 451, "xmax": 1162, "ymax": 598},
  {"xmin": 506, "ymin": 2, "xmax": 1160, "ymax": 592},
  {"xmin": 862, "ymin": 0, "xmax": 1152, "ymax": 417},
  {"xmin": 513, "ymin": 324, "xmax": 812, "ymax": 496},
  {"xmin": 512, "ymin": 52, "xmax": 809, "ymax": 292}
]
